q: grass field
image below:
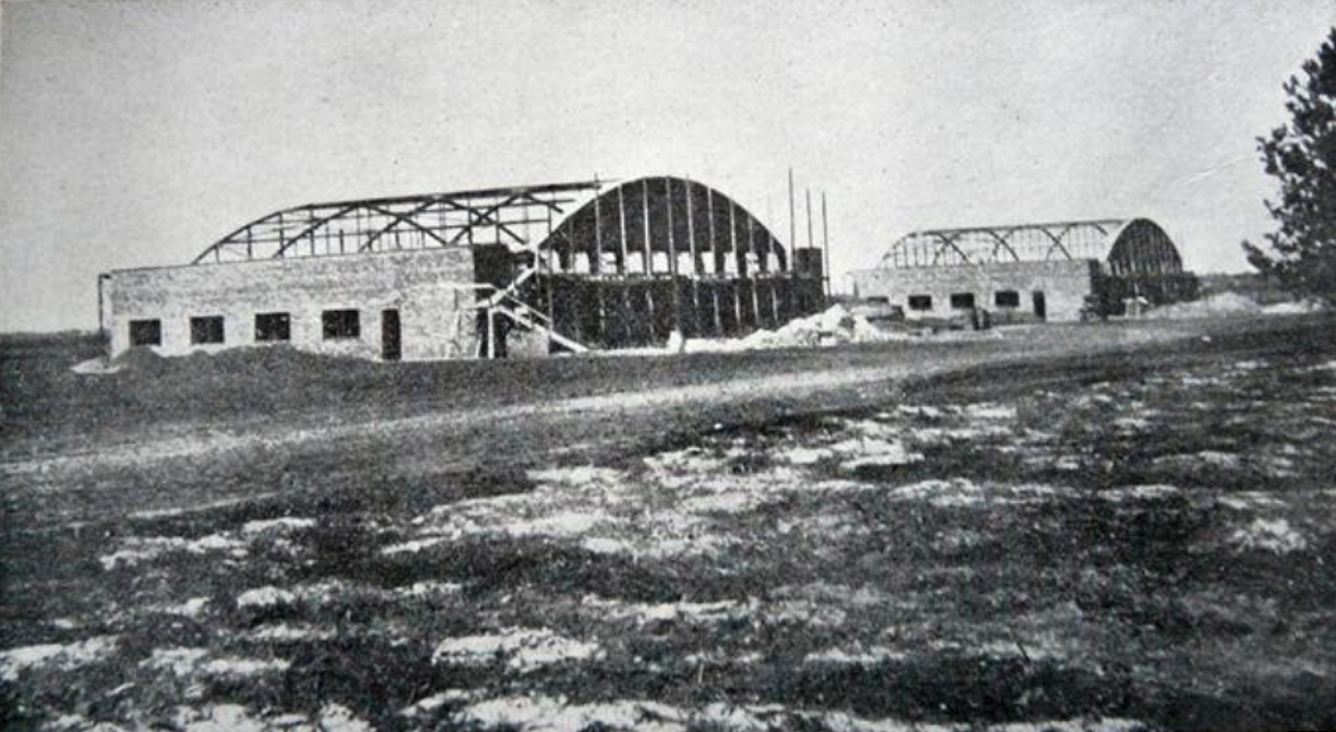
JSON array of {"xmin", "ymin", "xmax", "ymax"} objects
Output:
[{"xmin": 2, "ymin": 316, "xmax": 1334, "ymax": 731}]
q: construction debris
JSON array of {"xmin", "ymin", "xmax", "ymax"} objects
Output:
[{"xmin": 683, "ymin": 305, "xmax": 920, "ymax": 353}]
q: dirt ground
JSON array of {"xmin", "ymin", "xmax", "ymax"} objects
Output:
[{"xmin": 2, "ymin": 315, "xmax": 1334, "ymax": 731}]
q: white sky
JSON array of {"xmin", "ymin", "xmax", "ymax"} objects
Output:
[{"xmin": 1, "ymin": 0, "xmax": 1331, "ymax": 332}]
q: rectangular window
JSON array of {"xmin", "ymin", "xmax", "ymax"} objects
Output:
[
  {"xmin": 907, "ymin": 295, "xmax": 933, "ymax": 311},
  {"xmin": 190, "ymin": 316, "xmax": 225, "ymax": 345},
  {"xmin": 950, "ymin": 293, "xmax": 976, "ymax": 309},
  {"xmin": 129, "ymin": 319, "xmax": 161, "ymax": 347},
  {"xmin": 322, "ymin": 309, "xmax": 360, "ymax": 340},
  {"xmin": 994, "ymin": 290, "xmax": 1021, "ymax": 308},
  {"xmin": 255, "ymin": 312, "xmax": 291, "ymax": 342}
]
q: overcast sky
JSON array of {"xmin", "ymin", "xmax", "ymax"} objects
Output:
[{"xmin": 1, "ymin": 0, "xmax": 1331, "ymax": 332}]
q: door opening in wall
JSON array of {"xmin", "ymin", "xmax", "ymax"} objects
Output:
[
  {"xmin": 1032, "ymin": 291, "xmax": 1047, "ymax": 321},
  {"xmin": 382, "ymin": 309, "xmax": 401, "ymax": 361}
]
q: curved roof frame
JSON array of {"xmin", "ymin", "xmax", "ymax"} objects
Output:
[
  {"xmin": 191, "ymin": 176, "xmax": 795, "ymax": 279},
  {"xmin": 535, "ymin": 176, "xmax": 792, "ymax": 275},
  {"xmin": 1102, "ymin": 218, "xmax": 1184, "ymax": 276},
  {"xmin": 928, "ymin": 232, "xmax": 971, "ymax": 265},
  {"xmin": 192, "ymin": 181, "xmax": 604, "ymax": 264},
  {"xmin": 981, "ymin": 229, "xmax": 1022, "ymax": 262},
  {"xmin": 878, "ymin": 218, "xmax": 1129, "ymax": 269}
]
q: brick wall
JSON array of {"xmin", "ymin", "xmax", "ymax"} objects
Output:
[
  {"xmin": 101, "ymin": 248, "xmax": 479, "ymax": 361},
  {"xmin": 850, "ymin": 259, "xmax": 1098, "ymax": 323}
]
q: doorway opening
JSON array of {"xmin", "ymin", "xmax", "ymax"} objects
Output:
[{"xmin": 381, "ymin": 309, "xmax": 401, "ymax": 361}]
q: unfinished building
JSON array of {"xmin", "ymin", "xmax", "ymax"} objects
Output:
[
  {"xmin": 850, "ymin": 218, "xmax": 1197, "ymax": 323},
  {"xmin": 99, "ymin": 178, "xmax": 826, "ymax": 361}
]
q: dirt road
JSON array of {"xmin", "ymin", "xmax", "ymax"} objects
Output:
[{"xmin": 4, "ymin": 319, "xmax": 1225, "ymax": 526}]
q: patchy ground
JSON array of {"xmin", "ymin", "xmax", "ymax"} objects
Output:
[{"xmin": 2, "ymin": 316, "xmax": 1335, "ymax": 731}]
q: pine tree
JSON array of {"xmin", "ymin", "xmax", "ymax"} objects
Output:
[{"xmin": 1243, "ymin": 27, "xmax": 1336, "ymax": 302}]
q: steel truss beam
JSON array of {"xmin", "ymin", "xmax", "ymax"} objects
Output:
[
  {"xmin": 193, "ymin": 181, "xmax": 603, "ymax": 264},
  {"xmin": 878, "ymin": 219, "xmax": 1129, "ymax": 269}
]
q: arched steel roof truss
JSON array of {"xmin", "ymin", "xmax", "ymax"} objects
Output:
[
  {"xmin": 192, "ymin": 181, "xmax": 604, "ymax": 264},
  {"xmin": 535, "ymin": 176, "xmax": 792, "ymax": 276},
  {"xmin": 875, "ymin": 218, "xmax": 1180, "ymax": 271},
  {"xmin": 190, "ymin": 177, "xmax": 795, "ymax": 281}
]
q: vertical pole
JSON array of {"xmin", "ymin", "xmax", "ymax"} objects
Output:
[
  {"xmin": 595, "ymin": 185, "xmax": 606, "ymax": 275},
  {"xmin": 806, "ymin": 188, "xmax": 814, "ymax": 251},
  {"xmin": 547, "ymin": 274, "xmax": 555, "ymax": 353},
  {"xmin": 707, "ymin": 187, "xmax": 718, "ymax": 275},
  {"xmin": 753, "ymin": 223, "xmax": 764, "ymax": 328},
  {"xmin": 666, "ymin": 178, "xmax": 682, "ymax": 340},
  {"xmin": 590, "ymin": 187, "xmax": 601, "ymax": 276},
  {"xmin": 788, "ymin": 168, "xmax": 796, "ymax": 261},
  {"xmin": 686, "ymin": 178, "xmax": 698, "ymax": 271},
  {"xmin": 787, "ymin": 169, "xmax": 797, "ymax": 319},
  {"xmin": 822, "ymin": 191, "xmax": 831, "ymax": 300},
  {"xmin": 617, "ymin": 185, "xmax": 628, "ymax": 275},
  {"xmin": 686, "ymin": 177, "xmax": 700, "ymax": 336},
  {"xmin": 748, "ymin": 214, "xmax": 760, "ymax": 329},
  {"xmin": 712, "ymin": 287, "xmax": 723, "ymax": 336},
  {"xmin": 641, "ymin": 179, "xmax": 652, "ymax": 275},
  {"xmin": 729, "ymin": 201, "xmax": 742, "ymax": 326},
  {"xmin": 545, "ymin": 201, "xmax": 555, "ymax": 273},
  {"xmin": 728, "ymin": 200, "xmax": 738, "ymax": 274},
  {"xmin": 805, "ymin": 189, "xmax": 814, "ymax": 315},
  {"xmin": 487, "ymin": 308, "xmax": 495, "ymax": 360}
]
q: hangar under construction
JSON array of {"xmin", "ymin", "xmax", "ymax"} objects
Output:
[
  {"xmin": 99, "ymin": 177, "xmax": 827, "ymax": 361},
  {"xmin": 850, "ymin": 218, "xmax": 1198, "ymax": 323}
]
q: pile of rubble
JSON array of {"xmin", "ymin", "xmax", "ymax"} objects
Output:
[{"xmin": 684, "ymin": 305, "xmax": 918, "ymax": 353}]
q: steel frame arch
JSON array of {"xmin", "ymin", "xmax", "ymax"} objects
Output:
[
  {"xmin": 191, "ymin": 180, "xmax": 604, "ymax": 264},
  {"xmin": 877, "ymin": 218, "xmax": 1155, "ymax": 270}
]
